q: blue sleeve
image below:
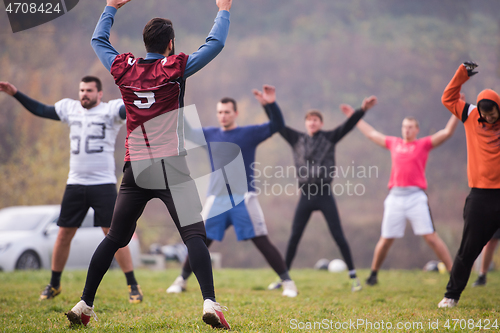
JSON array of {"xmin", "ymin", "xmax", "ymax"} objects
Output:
[
  {"xmin": 263, "ymin": 102, "xmax": 285, "ymax": 134},
  {"xmin": 184, "ymin": 11, "xmax": 230, "ymax": 78},
  {"xmin": 13, "ymin": 91, "xmax": 60, "ymax": 121},
  {"xmin": 91, "ymin": 6, "xmax": 120, "ymax": 72}
]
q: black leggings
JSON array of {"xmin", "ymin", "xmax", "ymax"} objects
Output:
[
  {"xmin": 181, "ymin": 235, "xmax": 288, "ymax": 279},
  {"xmin": 445, "ymin": 188, "xmax": 500, "ymax": 300},
  {"xmin": 81, "ymin": 162, "xmax": 214, "ymax": 306},
  {"xmin": 285, "ymin": 191, "xmax": 355, "ymax": 270}
]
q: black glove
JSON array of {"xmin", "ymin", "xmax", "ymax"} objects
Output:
[{"xmin": 463, "ymin": 61, "xmax": 478, "ymax": 77}]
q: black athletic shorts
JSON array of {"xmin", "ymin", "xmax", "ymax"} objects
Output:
[{"xmin": 57, "ymin": 184, "xmax": 117, "ymax": 228}]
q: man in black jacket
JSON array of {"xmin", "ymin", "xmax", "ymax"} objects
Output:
[{"xmin": 269, "ymin": 96, "xmax": 377, "ymax": 292}]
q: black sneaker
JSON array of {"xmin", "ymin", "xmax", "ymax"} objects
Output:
[
  {"xmin": 39, "ymin": 284, "xmax": 61, "ymax": 300},
  {"xmin": 366, "ymin": 275, "xmax": 378, "ymax": 286},
  {"xmin": 128, "ymin": 284, "xmax": 143, "ymax": 303},
  {"xmin": 472, "ymin": 275, "xmax": 486, "ymax": 287}
]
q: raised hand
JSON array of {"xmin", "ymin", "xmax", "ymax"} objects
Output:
[
  {"xmin": 107, "ymin": 0, "xmax": 132, "ymax": 9},
  {"xmin": 252, "ymin": 84, "xmax": 276, "ymax": 105},
  {"xmin": 340, "ymin": 104, "xmax": 355, "ymax": 117},
  {"xmin": 361, "ymin": 95, "xmax": 377, "ymax": 112},
  {"xmin": 0, "ymin": 81, "xmax": 18, "ymax": 96},
  {"xmin": 216, "ymin": 0, "xmax": 232, "ymax": 11},
  {"xmin": 463, "ymin": 61, "xmax": 478, "ymax": 77}
]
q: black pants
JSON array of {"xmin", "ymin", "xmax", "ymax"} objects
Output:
[
  {"xmin": 285, "ymin": 190, "xmax": 355, "ymax": 271},
  {"xmin": 82, "ymin": 161, "xmax": 214, "ymax": 305},
  {"xmin": 445, "ymin": 188, "xmax": 500, "ymax": 300}
]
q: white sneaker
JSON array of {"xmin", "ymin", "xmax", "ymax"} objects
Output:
[
  {"xmin": 351, "ymin": 278, "xmax": 362, "ymax": 292},
  {"xmin": 65, "ymin": 300, "xmax": 97, "ymax": 326},
  {"xmin": 202, "ymin": 299, "xmax": 231, "ymax": 330},
  {"xmin": 166, "ymin": 276, "xmax": 186, "ymax": 294},
  {"xmin": 438, "ymin": 297, "xmax": 458, "ymax": 308},
  {"xmin": 282, "ymin": 280, "xmax": 298, "ymax": 298}
]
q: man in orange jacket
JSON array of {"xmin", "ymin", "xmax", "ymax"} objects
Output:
[{"xmin": 438, "ymin": 62, "xmax": 500, "ymax": 308}]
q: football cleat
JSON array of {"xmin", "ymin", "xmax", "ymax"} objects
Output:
[
  {"xmin": 39, "ymin": 284, "xmax": 61, "ymax": 300},
  {"xmin": 202, "ymin": 299, "xmax": 231, "ymax": 330},
  {"xmin": 282, "ymin": 280, "xmax": 298, "ymax": 298},
  {"xmin": 65, "ymin": 300, "xmax": 97, "ymax": 326},
  {"xmin": 472, "ymin": 275, "xmax": 486, "ymax": 287},
  {"xmin": 166, "ymin": 276, "xmax": 187, "ymax": 294},
  {"xmin": 267, "ymin": 279, "xmax": 282, "ymax": 290},
  {"xmin": 351, "ymin": 278, "xmax": 362, "ymax": 292},
  {"xmin": 128, "ymin": 284, "xmax": 143, "ymax": 303},
  {"xmin": 366, "ymin": 275, "xmax": 378, "ymax": 286},
  {"xmin": 438, "ymin": 297, "xmax": 458, "ymax": 308}
]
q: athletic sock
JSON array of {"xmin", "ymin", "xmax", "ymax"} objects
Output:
[
  {"xmin": 50, "ymin": 271, "xmax": 62, "ymax": 288},
  {"xmin": 279, "ymin": 272, "xmax": 291, "ymax": 281},
  {"xmin": 185, "ymin": 237, "xmax": 215, "ymax": 302},
  {"xmin": 125, "ymin": 271, "xmax": 138, "ymax": 286},
  {"xmin": 349, "ymin": 270, "xmax": 357, "ymax": 279},
  {"xmin": 370, "ymin": 270, "xmax": 378, "ymax": 278}
]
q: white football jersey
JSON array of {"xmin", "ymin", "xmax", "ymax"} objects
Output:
[{"xmin": 55, "ymin": 98, "xmax": 125, "ymax": 185}]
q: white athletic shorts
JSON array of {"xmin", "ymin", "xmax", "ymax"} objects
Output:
[{"xmin": 381, "ymin": 187, "xmax": 434, "ymax": 238}]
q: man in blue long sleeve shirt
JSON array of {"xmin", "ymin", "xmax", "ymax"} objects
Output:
[
  {"xmin": 167, "ymin": 85, "xmax": 298, "ymax": 298},
  {"xmin": 66, "ymin": 0, "xmax": 232, "ymax": 330}
]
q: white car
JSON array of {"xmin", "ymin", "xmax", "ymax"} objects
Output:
[{"xmin": 0, "ymin": 205, "xmax": 141, "ymax": 272}]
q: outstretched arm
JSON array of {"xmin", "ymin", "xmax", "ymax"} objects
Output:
[
  {"xmin": 431, "ymin": 114, "xmax": 460, "ymax": 148},
  {"xmin": 327, "ymin": 95, "xmax": 377, "ymax": 144},
  {"xmin": 0, "ymin": 82, "xmax": 59, "ymax": 120},
  {"xmin": 253, "ymin": 85, "xmax": 284, "ymax": 134},
  {"xmin": 340, "ymin": 96, "xmax": 385, "ymax": 148},
  {"xmin": 91, "ymin": 0, "xmax": 132, "ymax": 72},
  {"xmin": 442, "ymin": 62, "xmax": 477, "ymax": 122},
  {"xmin": 184, "ymin": 0, "xmax": 232, "ymax": 78}
]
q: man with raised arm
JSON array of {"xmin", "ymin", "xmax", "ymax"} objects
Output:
[
  {"xmin": 167, "ymin": 85, "xmax": 298, "ymax": 298},
  {"xmin": 65, "ymin": 0, "xmax": 232, "ymax": 329},
  {"xmin": 0, "ymin": 77, "xmax": 142, "ymax": 304},
  {"xmin": 269, "ymin": 96, "xmax": 377, "ymax": 293},
  {"xmin": 438, "ymin": 62, "xmax": 500, "ymax": 308},
  {"xmin": 340, "ymin": 100, "xmax": 458, "ymax": 286}
]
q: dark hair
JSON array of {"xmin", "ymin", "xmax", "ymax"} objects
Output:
[
  {"xmin": 81, "ymin": 76, "xmax": 102, "ymax": 92},
  {"xmin": 305, "ymin": 109, "xmax": 323, "ymax": 122},
  {"xmin": 478, "ymin": 99, "xmax": 499, "ymax": 113},
  {"xmin": 143, "ymin": 18, "xmax": 175, "ymax": 54},
  {"xmin": 219, "ymin": 97, "xmax": 237, "ymax": 112}
]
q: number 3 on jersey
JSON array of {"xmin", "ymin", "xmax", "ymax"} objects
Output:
[{"xmin": 134, "ymin": 91, "xmax": 155, "ymax": 109}]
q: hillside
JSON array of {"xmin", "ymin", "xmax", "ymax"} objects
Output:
[{"xmin": 1, "ymin": 0, "xmax": 499, "ymax": 268}]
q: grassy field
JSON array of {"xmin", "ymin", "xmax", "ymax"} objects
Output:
[{"xmin": 0, "ymin": 268, "xmax": 499, "ymax": 332}]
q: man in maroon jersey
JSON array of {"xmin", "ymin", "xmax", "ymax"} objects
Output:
[{"xmin": 66, "ymin": 0, "xmax": 232, "ymax": 329}]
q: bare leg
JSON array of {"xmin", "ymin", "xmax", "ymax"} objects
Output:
[
  {"xmin": 371, "ymin": 237, "xmax": 395, "ymax": 271},
  {"xmin": 480, "ymin": 238, "xmax": 499, "ymax": 275},
  {"xmin": 423, "ymin": 232, "xmax": 453, "ymax": 272},
  {"xmin": 102, "ymin": 227, "xmax": 134, "ymax": 273},
  {"xmin": 52, "ymin": 227, "xmax": 78, "ymax": 271}
]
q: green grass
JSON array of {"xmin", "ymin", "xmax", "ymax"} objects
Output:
[{"xmin": 0, "ymin": 268, "xmax": 499, "ymax": 332}]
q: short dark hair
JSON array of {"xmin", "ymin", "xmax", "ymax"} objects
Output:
[
  {"xmin": 81, "ymin": 76, "xmax": 102, "ymax": 92},
  {"xmin": 219, "ymin": 97, "xmax": 237, "ymax": 112},
  {"xmin": 305, "ymin": 109, "xmax": 323, "ymax": 122},
  {"xmin": 478, "ymin": 99, "xmax": 499, "ymax": 113},
  {"xmin": 143, "ymin": 18, "xmax": 175, "ymax": 54}
]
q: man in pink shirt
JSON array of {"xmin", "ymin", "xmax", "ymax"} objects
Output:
[{"xmin": 341, "ymin": 100, "xmax": 459, "ymax": 285}]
